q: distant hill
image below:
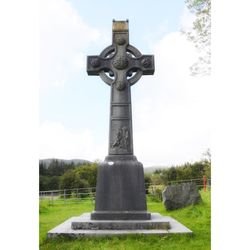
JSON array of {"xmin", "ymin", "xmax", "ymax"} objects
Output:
[
  {"xmin": 39, "ymin": 159, "xmax": 168, "ymax": 172},
  {"xmin": 144, "ymin": 166, "xmax": 169, "ymax": 173},
  {"xmin": 39, "ymin": 158, "xmax": 93, "ymax": 168}
]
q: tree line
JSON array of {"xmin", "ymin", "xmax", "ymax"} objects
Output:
[
  {"xmin": 145, "ymin": 158, "xmax": 210, "ymax": 186},
  {"xmin": 39, "ymin": 159, "xmax": 97, "ymax": 191},
  {"xmin": 40, "ymin": 150, "xmax": 210, "ymax": 192}
]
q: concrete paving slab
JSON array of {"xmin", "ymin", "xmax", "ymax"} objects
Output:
[{"xmin": 47, "ymin": 213, "xmax": 192, "ymax": 238}]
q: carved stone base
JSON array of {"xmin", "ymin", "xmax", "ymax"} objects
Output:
[{"xmin": 92, "ymin": 155, "xmax": 150, "ymax": 220}]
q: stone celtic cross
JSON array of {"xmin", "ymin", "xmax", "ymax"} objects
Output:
[
  {"xmin": 87, "ymin": 20, "xmax": 154, "ymax": 221},
  {"xmin": 47, "ymin": 20, "xmax": 192, "ymax": 237},
  {"xmin": 87, "ymin": 20, "xmax": 154, "ymax": 156}
]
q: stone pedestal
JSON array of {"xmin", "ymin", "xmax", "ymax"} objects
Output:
[{"xmin": 91, "ymin": 155, "xmax": 150, "ymax": 220}]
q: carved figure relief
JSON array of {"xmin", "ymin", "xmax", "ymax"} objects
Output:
[{"xmin": 112, "ymin": 126, "xmax": 130, "ymax": 150}]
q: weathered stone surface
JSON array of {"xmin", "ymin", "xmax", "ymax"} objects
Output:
[
  {"xmin": 87, "ymin": 20, "xmax": 154, "ymax": 220},
  {"xmin": 47, "ymin": 212, "xmax": 192, "ymax": 238},
  {"xmin": 162, "ymin": 183, "xmax": 202, "ymax": 210},
  {"xmin": 91, "ymin": 155, "xmax": 150, "ymax": 220},
  {"xmin": 72, "ymin": 213, "xmax": 170, "ymax": 230}
]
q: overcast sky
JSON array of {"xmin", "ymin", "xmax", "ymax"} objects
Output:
[{"xmin": 39, "ymin": 0, "xmax": 210, "ymax": 167}]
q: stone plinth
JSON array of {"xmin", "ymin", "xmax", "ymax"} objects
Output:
[
  {"xmin": 47, "ymin": 213, "xmax": 192, "ymax": 238},
  {"xmin": 92, "ymin": 155, "xmax": 150, "ymax": 220}
]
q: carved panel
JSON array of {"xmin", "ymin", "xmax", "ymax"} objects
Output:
[{"xmin": 112, "ymin": 126, "xmax": 130, "ymax": 151}]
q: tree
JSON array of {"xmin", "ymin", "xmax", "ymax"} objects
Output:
[
  {"xmin": 60, "ymin": 170, "xmax": 83, "ymax": 189},
  {"xmin": 150, "ymin": 172, "xmax": 163, "ymax": 185},
  {"xmin": 184, "ymin": 0, "xmax": 211, "ymax": 76},
  {"xmin": 202, "ymin": 148, "xmax": 211, "ymax": 164},
  {"xmin": 201, "ymin": 148, "xmax": 211, "ymax": 178},
  {"xmin": 159, "ymin": 167, "xmax": 178, "ymax": 185},
  {"xmin": 39, "ymin": 176, "xmax": 60, "ymax": 191},
  {"xmin": 190, "ymin": 161, "xmax": 205, "ymax": 179},
  {"xmin": 39, "ymin": 176, "xmax": 50, "ymax": 191},
  {"xmin": 176, "ymin": 163, "xmax": 192, "ymax": 180},
  {"xmin": 144, "ymin": 174, "xmax": 152, "ymax": 194},
  {"xmin": 76, "ymin": 163, "xmax": 97, "ymax": 187},
  {"xmin": 59, "ymin": 163, "xmax": 97, "ymax": 190},
  {"xmin": 39, "ymin": 161, "xmax": 47, "ymax": 175},
  {"xmin": 168, "ymin": 167, "xmax": 178, "ymax": 182}
]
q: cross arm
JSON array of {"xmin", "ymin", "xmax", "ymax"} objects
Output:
[
  {"xmin": 128, "ymin": 55, "xmax": 155, "ymax": 76},
  {"xmin": 87, "ymin": 56, "xmax": 112, "ymax": 76}
]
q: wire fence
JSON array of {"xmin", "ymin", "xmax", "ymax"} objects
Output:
[
  {"xmin": 39, "ymin": 187, "xmax": 96, "ymax": 205},
  {"xmin": 39, "ymin": 178, "xmax": 211, "ymax": 205}
]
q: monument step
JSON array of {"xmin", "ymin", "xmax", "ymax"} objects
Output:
[
  {"xmin": 47, "ymin": 213, "xmax": 192, "ymax": 238},
  {"xmin": 90, "ymin": 211, "xmax": 151, "ymax": 220},
  {"xmin": 72, "ymin": 213, "xmax": 169, "ymax": 230}
]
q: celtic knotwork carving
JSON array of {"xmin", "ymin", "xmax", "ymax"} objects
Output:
[
  {"xmin": 141, "ymin": 57, "xmax": 151, "ymax": 68},
  {"xmin": 90, "ymin": 58, "xmax": 101, "ymax": 68},
  {"xmin": 112, "ymin": 56, "xmax": 129, "ymax": 70}
]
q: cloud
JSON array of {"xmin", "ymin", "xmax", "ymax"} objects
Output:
[
  {"xmin": 40, "ymin": 0, "xmax": 101, "ymax": 89},
  {"xmin": 133, "ymin": 31, "xmax": 210, "ymax": 166},
  {"xmin": 180, "ymin": 6, "xmax": 196, "ymax": 31},
  {"xmin": 39, "ymin": 31, "xmax": 210, "ymax": 166},
  {"xmin": 39, "ymin": 121, "xmax": 106, "ymax": 161},
  {"xmin": 143, "ymin": 19, "xmax": 169, "ymax": 47},
  {"xmin": 39, "ymin": 3, "xmax": 210, "ymax": 166}
]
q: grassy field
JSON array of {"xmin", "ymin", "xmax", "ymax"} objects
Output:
[{"xmin": 39, "ymin": 190, "xmax": 210, "ymax": 250}]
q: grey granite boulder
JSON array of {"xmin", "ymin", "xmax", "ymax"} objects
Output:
[{"xmin": 162, "ymin": 183, "xmax": 201, "ymax": 210}]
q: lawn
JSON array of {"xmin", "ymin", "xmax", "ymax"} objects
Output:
[{"xmin": 39, "ymin": 190, "xmax": 210, "ymax": 250}]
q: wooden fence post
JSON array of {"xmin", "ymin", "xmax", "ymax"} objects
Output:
[
  {"xmin": 203, "ymin": 176, "xmax": 207, "ymax": 192},
  {"xmin": 51, "ymin": 191, "xmax": 53, "ymax": 205}
]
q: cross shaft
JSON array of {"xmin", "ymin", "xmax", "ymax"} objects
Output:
[{"xmin": 87, "ymin": 20, "xmax": 154, "ymax": 156}]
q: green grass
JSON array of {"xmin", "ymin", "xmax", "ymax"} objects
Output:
[{"xmin": 40, "ymin": 190, "xmax": 210, "ymax": 250}]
